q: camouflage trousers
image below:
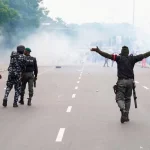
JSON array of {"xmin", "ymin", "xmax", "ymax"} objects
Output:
[
  {"xmin": 4, "ymin": 73, "xmax": 21, "ymax": 103},
  {"xmin": 116, "ymin": 79, "xmax": 133, "ymax": 112}
]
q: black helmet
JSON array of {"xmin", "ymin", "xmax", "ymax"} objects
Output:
[{"xmin": 17, "ymin": 45, "xmax": 25, "ymax": 54}]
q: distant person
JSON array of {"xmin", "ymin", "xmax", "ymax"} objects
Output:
[
  {"xmin": 3, "ymin": 45, "xmax": 26, "ymax": 107},
  {"xmin": 91, "ymin": 46, "xmax": 150, "ymax": 123},
  {"xmin": 103, "ymin": 58, "xmax": 109, "ymax": 67},
  {"xmin": 142, "ymin": 58, "xmax": 146, "ymax": 68},
  {"xmin": 19, "ymin": 48, "xmax": 38, "ymax": 106},
  {"xmin": 112, "ymin": 53, "xmax": 116, "ymax": 67}
]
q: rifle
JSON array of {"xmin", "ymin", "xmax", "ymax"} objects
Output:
[
  {"xmin": 34, "ymin": 77, "xmax": 37, "ymax": 88},
  {"xmin": 133, "ymin": 81, "xmax": 137, "ymax": 108}
]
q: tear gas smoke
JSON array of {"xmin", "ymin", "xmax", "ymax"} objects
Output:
[{"xmin": 19, "ymin": 29, "xmax": 90, "ymax": 66}]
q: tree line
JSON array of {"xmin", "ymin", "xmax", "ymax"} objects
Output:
[
  {"xmin": 0, "ymin": 0, "xmax": 143, "ymax": 51},
  {"xmin": 0, "ymin": 0, "xmax": 51, "ymax": 48}
]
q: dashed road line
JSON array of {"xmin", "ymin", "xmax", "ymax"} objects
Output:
[
  {"xmin": 56, "ymin": 128, "xmax": 65, "ymax": 142},
  {"xmin": 79, "ymin": 77, "xmax": 81, "ymax": 80},
  {"xmin": 75, "ymin": 86, "xmax": 78, "ymax": 90},
  {"xmin": 140, "ymin": 146, "xmax": 143, "ymax": 149},
  {"xmin": 135, "ymin": 81, "xmax": 139, "ymax": 84},
  {"xmin": 143, "ymin": 86, "xmax": 149, "ymax": 90},
  {"xmin": 77, "ymin": 81, "xmax": 80, "ymax": 84},
  {"xmin": 66, "ymin": 106, "xmax": 72, "ymax": 113},
  {"xmin": 72, "ymin": 94, "xmax": 76, "ymax": 98}
]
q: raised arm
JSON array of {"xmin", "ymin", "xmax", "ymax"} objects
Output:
[
  {"xmin": 91, "ymin": 46, "xmax": 115, "ymax": 60},
  {"xmin": 133, "ymin": 51, "xmax": 150, "ymax": 63}
]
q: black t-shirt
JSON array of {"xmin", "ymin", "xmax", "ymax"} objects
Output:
[
  {"xmin": 25, "ymin": 55, "xmax": 38, "ymax": 77},
  {"xmin": 96, "ymin": 48, "xmax": 150, "ymax": 79},
  {"xmin": 113, "ymin": 55, "xmax": 144, "ymax": 79}
]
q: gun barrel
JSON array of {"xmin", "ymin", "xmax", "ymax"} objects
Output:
[
  {"xmin": 133, "ymin": 88, "xmax": 137, "ymax": 108},
  {"xmin": 34, "ymin": 80, "xmax": 36, "ymax": 87},
  {"xmin": 134, "ymin": 98, "xmax": 137, "ymax": 108}
]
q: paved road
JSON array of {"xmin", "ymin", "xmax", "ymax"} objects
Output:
[{"xmin": 0, "ymin": 63, "xmax": 150, "ymax": 150}]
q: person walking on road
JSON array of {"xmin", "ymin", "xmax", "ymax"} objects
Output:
[
  {"xmin": 3, "ymin": 45, "xmax": 26, "ymax": 107},
  {"xmin": 142, "ymin": 58, "xmax": 146, "ymax": 68},
  {"xmin": 19, "ymin": 48, "xmax": 38, "ymax": 106},
  {"xmin": 91, "ymin": 46, "xmax": 150, "ymax": 123},
  {"xmin": 103, "ymin": 58, "xmax": 109, "ymax": 67},
  {"xmin": 111, "ymin": 53, "xmax": 116, "ymax": 67}
]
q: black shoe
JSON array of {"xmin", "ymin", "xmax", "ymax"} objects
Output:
[
  {"xmin": 19, "ymin": 100, "xmax": 24, "ymax": 105},
  {"xmin": 19, "ymin": 95, "xmax": 24, "ymax": 105},
  {"xmin": 2, "ymin": 99, "xmax": 7, "ymax": 107},
  {"xmin": 27, "ymin": 98, "xmax": 32, "ymax": 106},
  {"xmin": 13, "ymin": 102, "xmax": 18, "ymax": 107},
  {"xmin": 120, "ymin": 109, "xmax": 128, "ymax": 123}
]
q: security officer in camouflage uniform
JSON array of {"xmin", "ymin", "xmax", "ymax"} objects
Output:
[
  {"xmin": 91, "ymin": 46, "xmax": 150, "ymax": 123},
  {"xmin": 19, "ymin": 48, "xmax": 38, "ymax": 106},
  {"xmin": 3, "ymin": 45, "xmax": 26, "ymax": 107}
]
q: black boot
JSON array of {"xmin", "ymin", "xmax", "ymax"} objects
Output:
[
  {"xmin": 19, "ymin": 96, "xmax": 24, "ymax": 105},
  {"xmin": 27, "ymin": 98, "xmax": 32, "ymax": 106},
  {"xmin": 2, "ymin": 99, "xmax": 7, "ymax": 107},
  {"xmin": 120, "ymin": 109, "xmax": 128, "ymax": 123},
  {"xmin": 13, "ymin": 102, "xmax": 18, "ymax": 107}
]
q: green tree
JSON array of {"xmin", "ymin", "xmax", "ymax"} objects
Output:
[
  {"xmin": 0, "ymin": 0, "xmax": 18, "ymax": 25},
  {"xmin": 1, "ymin": 0, "xmax": 50, "ymax": 48}
]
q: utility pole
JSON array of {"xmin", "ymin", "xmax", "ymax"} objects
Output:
[{"xmin": 133, "ymin": 0, "xmax": 135, "ymax": 25}]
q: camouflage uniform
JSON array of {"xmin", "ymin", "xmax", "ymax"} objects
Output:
[{"xmin": 3, "ymin": 51, "xmax": 26, "ymax": 107}]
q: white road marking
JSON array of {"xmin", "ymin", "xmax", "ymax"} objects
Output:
[
  {"xmin": 4, "ymin": 88, "xmax": 6, "ymax": 90},
  {"xmin": 72, "ymin": 94, "xmax": 76, "ymax": 98},
  {"xmin": 56, "ymin": 128, "xmax": 65, "ymax": 142},
  {"xmin": 75, "ymin": 86, "xmax": 78, "ymax": 90},
  {"xmin": 79, "ymin": 77, "xmax": 81, "ymax": 80},
  {"xmin": 143, "ymin": 86, "xmax": 149, "ymax": 90},
  {"xmin": 140, "ymin": 146, "xmax": 143, "ymax": 149},
  {"xmin": 66, "ymin": 106, "xmax": 72, "ymax": 112},
  {"xmin": 135, "ymin": 81, "xmax": 139, "ymax": 83},
  {"xmin": 77, "ymin": 81, "xmax": 80, "ymax": 84},
  {"xmin": 58, "ymin": 95, "xmax": 63, "ymax": 98}
]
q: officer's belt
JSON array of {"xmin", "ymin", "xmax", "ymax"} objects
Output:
[
  {"xmin": 24, "ymin": 71, "xmax": 34, "ymax": 73},
  {"xmin": 118, "ymin": 77, "xmax": 133, "ymax": 80}
]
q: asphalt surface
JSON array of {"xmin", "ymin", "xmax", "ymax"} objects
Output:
[{"xmin": 0, "ymin": 63, "xmax": 150, "ymax": 150}]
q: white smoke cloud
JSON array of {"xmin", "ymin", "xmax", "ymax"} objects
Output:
[{"xmin": 19, "ymin": 29, "xmax": 89, "ymax": 66}]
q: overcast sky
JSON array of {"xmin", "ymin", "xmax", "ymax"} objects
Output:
[{"xmin": 43, "ymin": 0, "xmax": 150, "ymax": 27}]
